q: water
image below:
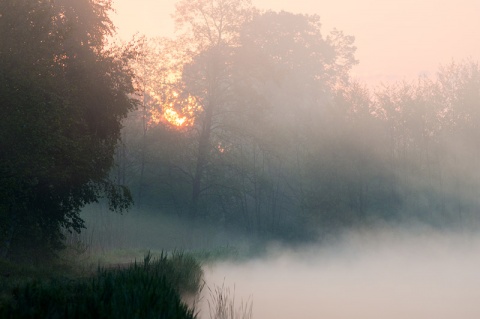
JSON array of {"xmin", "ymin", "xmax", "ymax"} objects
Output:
[{"xmin": 200, "ymin": 228, "xmax": 480, "ymax": 319}]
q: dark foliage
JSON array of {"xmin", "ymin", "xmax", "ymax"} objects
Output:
[
  {"xmin": 0, "ymin": 253, "xmax": 200, "ymax": 319},
  {"xmin": 0, "ymin": 0, "xmax": 136, "ymax": 260}
]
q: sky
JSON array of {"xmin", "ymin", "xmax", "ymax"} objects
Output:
[{"xmin": 111, "ymin": 0, "xmax": 480, "ymax": 87}]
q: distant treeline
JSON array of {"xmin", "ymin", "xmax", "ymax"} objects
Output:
[
  {"xmin": 113, "ymin": 0, "xmax": 480, "ymax": 241},
  {"xmin": 2, "ymin": 0, "xmax": 479, "ymax": 261}
]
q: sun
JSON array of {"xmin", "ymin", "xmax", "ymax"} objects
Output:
[
  {"xmin": 164, "ymin": 107, "xmax": 187, "ymax": 127},
  {"xmin": 148, "ymin": 90, "xmax": 200, "ymax": 129}
]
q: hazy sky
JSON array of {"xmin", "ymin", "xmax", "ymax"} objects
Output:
[{"xmin": 111, "ymin": 0, "xmax": 480, "ymax": 86}]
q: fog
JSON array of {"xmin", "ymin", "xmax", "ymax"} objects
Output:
[
  {"xmin": 200, "ymin": 227, "xmax": 480, "ymax": 319},
  {"xmin": 69, "ymin": 1, "xmax": 480, "ymax": 318},
  {"xmin": 78, "ymin": 208, "xmax": 480, "ymax": 318},
  {"xmin": 3, "ymin": 0, "xmax": 480, "ymax": 317}
]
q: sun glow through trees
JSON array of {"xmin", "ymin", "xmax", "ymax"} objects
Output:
[{"xmin": 149, "ymin": 89, "xmax": 200, "ymax": 128}]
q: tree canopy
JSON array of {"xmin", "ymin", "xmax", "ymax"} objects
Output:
[
  {"xmin": 0, "ymin": 0, "xmax": 136, "ymax": 260},
  {"xmin": 116, "ymin": 0, "xmax": 480, "ymax": 242},
  {"xmin": 115, "ymin": 1, "xmax": 361, "ymax": 240}
]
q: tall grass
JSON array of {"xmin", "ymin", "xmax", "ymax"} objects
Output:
[
  {"xmin": 0, "ymin": 252, "xmax": 203, "ymax": 319},
  {"xmin": 207, "ymin": 282, "xmax": 253, "ymax": 319}
]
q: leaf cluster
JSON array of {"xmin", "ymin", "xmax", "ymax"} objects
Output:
[{"xmin": 0, "ymin": 0, "xmax": 136, "ymax": 260}]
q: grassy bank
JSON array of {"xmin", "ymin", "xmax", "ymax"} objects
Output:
[{"xmin": 0, "ymin": 252, "xmax": 202, "ymax": 319}]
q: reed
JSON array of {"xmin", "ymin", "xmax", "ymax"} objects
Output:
[
  {"xmin": 207, "ymin": 282, "xmax": 253, "ymax": 319},
  {"xmin": 0, "ymin": 252, "xmax": 202, "ymax": 319}
]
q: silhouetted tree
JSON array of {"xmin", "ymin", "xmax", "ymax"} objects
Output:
[{"xmin": 0, "ymin": 0, "xmax": 136, "ymax": 261}]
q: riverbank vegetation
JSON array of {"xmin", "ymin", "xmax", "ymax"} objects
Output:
[{"xmin": 0, "ymin": 252, "xmax": 202, "ymax": 318}]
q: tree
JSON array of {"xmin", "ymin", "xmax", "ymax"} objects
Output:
[
  {"xmin": 0, "ymin": 0, "xmax": 136, "ymax": 261},
  {"xmin": 121, "ymin": 5, "xmax": 360, "ymax": 239},
  {"xmin": 173, "ymin": 0, "xmax": 254, "ymax": 222},
  {"xmin": 368, "ymin": 60, "xmax": 480, "ymax": 224},
  {"xmin": 223, "ymin": 11, "xmax": 359, "ymax": 236}
]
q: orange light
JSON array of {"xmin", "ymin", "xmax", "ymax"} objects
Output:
[
  {"xmin": 164, "ymin": 108, "xmax": 187, "ymax": 126},
  {"xmin": 148, "ymin": 90, "xmax": 200, "ymax": 128},
  {"xmin": 217, "ymin": 143, "xmax": 226, "ymax": 153}
]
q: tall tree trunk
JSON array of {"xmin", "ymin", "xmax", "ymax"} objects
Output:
[
  {"xmin": 137, "ymin": 91, "xmax": 148, "ymax": 207},
  {"xmin": 189, "ymin": 46, "xmax": 220, "ymax": 223},
  {"xmin": 190, "ymin": 102, "xmax": 214, "ymax": 221}
]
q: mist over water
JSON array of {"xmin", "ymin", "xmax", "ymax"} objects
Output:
[{"xmin": 200, "ymin": 227, "xmax": 480, "ymax": 319}]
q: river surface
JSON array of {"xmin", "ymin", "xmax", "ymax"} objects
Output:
[{"xmin": 199, "ymin": 228, "xmax": 480, "ymax": 319}]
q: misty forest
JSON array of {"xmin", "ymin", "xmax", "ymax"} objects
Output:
[{"xmin": 1, "ymin": 0, "xmax": 480, "ymax": 318}]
